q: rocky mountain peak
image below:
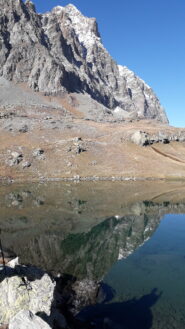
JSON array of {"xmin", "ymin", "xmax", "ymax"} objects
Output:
[
  {"xmin": 48, "ymin": 3, "xmax": 102, "ymax": 57},
  {"xmin": 25, "ymin": 0, "xmax": 36, "ymax": 12},
  {"xmin": 0, "ymin": 0, "xmax": 168, "ymax": 123}
]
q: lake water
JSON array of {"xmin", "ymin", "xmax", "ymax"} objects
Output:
[{"xmin": 1, "ymin": 181, "xmax": 185, "ymax": 328}]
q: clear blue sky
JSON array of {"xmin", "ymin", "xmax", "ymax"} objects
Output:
[{"xmin": 32, "ymin": 0, "xmax": 185, "ymax": 127}]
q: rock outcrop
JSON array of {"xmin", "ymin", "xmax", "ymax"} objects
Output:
[
  {"xmin": 0, "ymin": 0, "xmax": 168, "ymax": 123},
  {"xmin": 130, "ymin": 130, "xmax": 185, "ymax": 146}
]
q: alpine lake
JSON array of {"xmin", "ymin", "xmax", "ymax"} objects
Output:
[{"xmin": 1, "ymin": 180, "xmax": 185, "ymax": 329}]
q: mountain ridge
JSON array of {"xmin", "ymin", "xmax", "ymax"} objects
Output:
[{"xmin": 0, "ymin": 0, "xmax": 168, "ymax": 123}]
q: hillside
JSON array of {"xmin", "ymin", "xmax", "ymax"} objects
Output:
[{"xmin": 0, "ymin": 0, "xmax": 185, "ymax": 182}]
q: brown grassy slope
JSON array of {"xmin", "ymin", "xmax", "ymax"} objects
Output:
[
  {"xmin": 0, "ymin": 84, "xmax": 184, "ymax": 181},
  {"xmin": 0, "ymin": 105, "xmax": 185, "ymax": 182}
]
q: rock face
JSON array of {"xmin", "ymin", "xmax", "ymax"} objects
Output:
[
  {"xmin": 0, "ymin": 0, "xmax": 168, "ymax": 123},
  {"xmin": 9, "ymin": 310, "xmax": 51, "ymax": 329}
]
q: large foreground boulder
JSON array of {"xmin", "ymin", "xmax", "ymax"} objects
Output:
[
  {"xmin": 9, "ymin": 310, "xmax": 51, "ymax": 329},
  {"xmin": 0, "ymin": 265, "xmax": 55, "ymax": 324}
]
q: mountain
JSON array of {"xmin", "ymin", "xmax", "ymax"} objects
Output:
[
  {"xmin": 0, "ymin": 0, "xmax": 168, "ymax": 123},
  {"xmin": 0, "ymin": 0, "xmax": 185, "ymax": 182}
]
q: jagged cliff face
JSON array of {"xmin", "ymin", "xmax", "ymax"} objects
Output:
[{"xmin": 0, "ymin": 0, "xmax": 168, "ymax": 123}]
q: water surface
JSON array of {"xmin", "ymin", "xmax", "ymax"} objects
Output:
[{"xmin": 1, "ymin": 181, "xmax": 185, "ymax": 328}]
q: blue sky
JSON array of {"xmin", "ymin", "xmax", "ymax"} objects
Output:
[{"xmin": 32, "ymin": 0, "xmax": 185, "ymax": 127}]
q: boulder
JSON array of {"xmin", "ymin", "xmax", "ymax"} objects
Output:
[
  {"xmin": 131, "ymin": 131, "xmax": 150, "ymax": 146},
  {"xmin": 19, "ymin": 125, "xmax": 28, "ymax": 133},
  {"xmin": 9, "ymin": 310, "xmax": 51, "ymax": 329},
  {"xmin": 7, "ymin": 152, "xmax": 23, "ymax": 166},
  {"xmin": 33, "ymin": 149, "xmax": 45, "ymax": 158},
  {"xmin": 0, "ymin": 265, "xmax": 55, "ymax": 324},
  {"xmin": 22, "ymin": 161, "xmax": 32, "ymax": 169}
]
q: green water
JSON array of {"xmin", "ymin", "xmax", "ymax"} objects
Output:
[{"xmin": 79, "ymin": 214, "xmax": 185, "ymax": 329}]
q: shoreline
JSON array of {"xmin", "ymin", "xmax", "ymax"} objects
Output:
[{"xmin": 1, "ymin": 175, "xmax": 185, "ymax": 185}]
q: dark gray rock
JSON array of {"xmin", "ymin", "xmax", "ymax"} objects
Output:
[
  {"xmin": 19, "ymin": 125, "xmax": 28, "ymax": 133},
  {"xmin": 0, "ymin": 0, "xmax": 168, "ymax": 123}
]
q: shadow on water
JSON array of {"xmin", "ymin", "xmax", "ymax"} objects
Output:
[{"xmin": 78, "ymin": 288, "xmax": 162, "ymax": 329}]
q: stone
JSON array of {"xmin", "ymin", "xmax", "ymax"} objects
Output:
[
  {"xmin": 73, "ymin": 137, "xmax": 82, "ymax": 142},
  {"xmin": 33, "ymin": 149, "xmax": 45, "ymax": 157},
  {"xmin": 19, "ymin": 125, "xmax": 28, "ymax": 133},
  {"xmin": 7, "ymin": 257, "xmax": 19, "ymax": 268},
  {"xmin": 158, "ymin": 131, "xmax": 170, "ymax": 144},
  {"xmin": 90, "ymin": 160, "xmax": 97, "ymax": 166},
  {"xmin": 131, "ymin": 131, "xmax": 151, "ymax": 146},
  {"xmin": 67, "ymin": 162, "xmax": 72, "ymax": 167},
  {"xmin": 44, "ymin": 116, "xmax": 52, "ymax": 120},
  {"xmin": 73, "ymin": 175, "xmax": 80, "ymax": 181},
  {"xmin": 9, "ymin": 310, "xmax": 51, "ymax": 329},
  {"xmin": 75, "ymin": 144, "xmax": 87, "ymax": 154},
  {"xmin": 22, "ymin": 161, "xmax": 31, "ymax": 169},
  {"xmin": 0, "ymin": 265, "xmax": 55, "ymax": 324},
  {"xmin": 33, "ymin": 198, "xmax": 45, "ymax": 206},
  {"xmin": 7, "ymin": 152, "xmax": 23, "ymax": 166},
  {"xmin": 67, "ymin": 146, "xmax": 72, "ymax": 152}
]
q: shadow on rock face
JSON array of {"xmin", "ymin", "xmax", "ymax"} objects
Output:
[
  {"xmin": 0, "ymin": 263, "xmax": 45, "ymax": 283},
  {"xmin": 77, "ymin": 288, "xmax": 162, "ymax": 329}
]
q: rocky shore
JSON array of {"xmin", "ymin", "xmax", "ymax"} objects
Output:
[{"xmin": 0, "ymin": 257, "xmax": 99, "ymax": 329}]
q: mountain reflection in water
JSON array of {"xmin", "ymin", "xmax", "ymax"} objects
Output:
[
  {"xmin": 1, "ymin": 181, "xmax": 185, "ymax": 328},
  {"xmin": 0, "ymin": 181, "xmax": 185, "ymax": 281}
]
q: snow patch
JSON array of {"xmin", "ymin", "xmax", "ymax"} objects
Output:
[{"xmin": 52, "ymin": 6, "xmax": 64, "ymax": 14}]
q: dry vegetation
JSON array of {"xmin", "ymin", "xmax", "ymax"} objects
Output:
[{"xmin": 0, "ymin": 91, "xmax": 185, "ymax": 183}]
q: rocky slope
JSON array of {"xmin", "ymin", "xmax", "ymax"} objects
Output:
[{"xmin": 0, "ymin": 0, "xmax": 168, "ymax": 123}]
